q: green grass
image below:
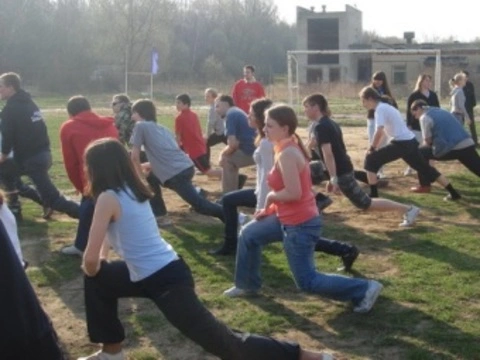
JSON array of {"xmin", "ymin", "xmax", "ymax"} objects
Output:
[{"xmin": 16, "ymin": 102, "xmax": 480, "ymax": 360}]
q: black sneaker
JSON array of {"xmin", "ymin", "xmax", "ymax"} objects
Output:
[
  {"xmin": 315, "ymin": 193, "xmax": 333, "ymax": 211},
  {"xmin": 11, "ymin": 208, "xmax": 23, "ymax": 222},
  {"xmin": 238, "ymin": 174, "xmax": 248, "ymax": 190},
  {"xmin": 444, "ymin": 193, "xmax": 461, "ymax": 201},
  {"xmin": 42, "ymin": 206, "xmax": 54, "ymax": 220},
  {"xmin": 338, "ymin": 246, "xmax": 359, "ymax": 272}
]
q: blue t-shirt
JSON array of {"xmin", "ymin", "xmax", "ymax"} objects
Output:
[{"xmin": 225, "ymin": 107, "xmax": 256, "ymax": 156}]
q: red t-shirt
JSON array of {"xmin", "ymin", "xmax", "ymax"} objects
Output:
[
  {"xmin": 231, "ymin": 80, "xmax": 266, "ymax": 113},
  {"xmin": 175, "ymin": 108, "xmax": 206, "ymax": 159}
]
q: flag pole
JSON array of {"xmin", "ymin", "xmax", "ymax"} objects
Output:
[{"xmin": 150, "ymin": 73, "xmax": 154, "ymax": 100}]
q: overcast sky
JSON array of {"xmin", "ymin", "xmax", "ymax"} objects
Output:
[{"xmin": 274, "ymin": 1, "xmax": 477, "ymax": 43}]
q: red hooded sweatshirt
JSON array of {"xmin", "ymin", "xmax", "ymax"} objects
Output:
[{"xmin": 60, "ymin": 110, "xmax": 118, "ymax": 193}]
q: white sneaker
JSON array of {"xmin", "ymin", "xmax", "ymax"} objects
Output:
[
  {"xmin": 353, "ymin": 280, "xmax": 383, "ymax": 313},
  {"xmin": 403, "ymin": 167, "xmax": 414, "ymax": 176},
  {"xmin": 61, "ymin": 245, "xmax": 83, "ymax": 256},
  {"xmin": 77, "ymin": 350, "xmax": 125, "ymax": 360},
  {"xmin": 238, "ymin": 212, "xmax": 248, "ymax": 226},
  {"xmin": 399, "ymin": 206, "xmax": 420, "ymax": 227},
  {"xmin": 377, "ymin": 169, "xmax": 387, "ymax": 179},
  {"xmin": 223, "ymin": 286, "xmax": 258, "ymax": 298}
]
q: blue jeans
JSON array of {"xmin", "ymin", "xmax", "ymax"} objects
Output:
[
  {"xmin": 20, "ymin": 151, "xmax": 79, "ymax": 218},
  {"xmin": 74, "ymin": 197, "xmax": 95, "ymax": 251},
  {"xmin": 164, "ymin": 167, "xmax": 224, "ymax": 222},
  {"xmin": 234, "ymin": 215, "xmax": 284, "ymax": 291},
  {"xmin": 283, "ymin": 216, "xmax": 367, "ymax": 304},
  {"xmin": 222, "ymin": 188, "xmax": 257, "ymax": 249},
  {"xmin": 235, "ymin": 214, "xmax": 368, "ymax": 304}
]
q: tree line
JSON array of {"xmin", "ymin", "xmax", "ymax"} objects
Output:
[{"xmin": 0, "ymin": 0, "xmax": 295, "ymax": 92}]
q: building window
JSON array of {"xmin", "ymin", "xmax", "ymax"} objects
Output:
[
  {"xmin": 307, "ymin": 18, "xmax": 339, "ymax": 65},
  {"xmin": 330, "ymin": 68, "xmax": 340, "ymax": 82},
  {"xmin": 307, "ymin": 68, "xmax": 323, "ymax": 83},
  {"xmin": 392, "ymin": 65, "xmax": 407, "ymax": 84}
]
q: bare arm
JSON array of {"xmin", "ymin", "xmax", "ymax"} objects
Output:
[
  {"xmin": 130, "ymin": 146, "xmax": 145, "ymax": 178},
  {"xmin": 82, "ymin": 192, "xmax": 118, "ymax": 276},
  {"xmin": 321, "ymin": 143, "xmax": 337, "ymax": 177},
  {"xmin": 370, "ymin": 126, "xmax": 385, "ymax": 150}
]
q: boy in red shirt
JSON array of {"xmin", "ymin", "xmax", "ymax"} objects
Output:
[
  {"xmin": 175, "ymin": 94, "xmax": 221, "ymax": 178},
  {"xmin": 231, "ymin": 65, "xmax": 266, "ymax": 113}
]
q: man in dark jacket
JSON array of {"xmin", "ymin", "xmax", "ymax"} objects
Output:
[
  {"xmin": 0, "ymin": 72, "xmax": 79, "ymax": 219},
  {"xmin": 462, "ymin": 70, "xmax": 477, "ymax": 146}
]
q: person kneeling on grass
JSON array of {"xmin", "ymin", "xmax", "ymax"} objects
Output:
[
  {"xmin": 409, "ymin": 100, "xmax": 480, "ymax": 194},
  {"xmin": 78, "ymin": 138, "xmax": 333, "ymax": 360},
  {"xmin": 223, "ymin": 105, "xmax": 383, "ymax": 314},
  {"xmin": 129, "ymin": 99, "xmax": 224, "ymax": 223},
  {"xmin": 304, "ymin": 93, "xmax": 420, "ymax": 227}
]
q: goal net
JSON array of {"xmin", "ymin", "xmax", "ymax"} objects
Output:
[{"xmin": 287, "ymin": 49, "xmax": 443, "ymax": 108}]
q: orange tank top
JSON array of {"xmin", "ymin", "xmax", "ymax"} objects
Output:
[{"xmin": 267, "ymin": 139, "xmax": 318, "ymax": 225}]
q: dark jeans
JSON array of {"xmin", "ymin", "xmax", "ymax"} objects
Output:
[
  {"xmin": 0, "ymin": 157, "xmax": 44, "ymax": 210},
  {"xmin": 74, "ymin": 197, "xmax": 95, "ymax": 251},
  {"xmin": 222, "ymin": 188, "xmax": 257, "ymax": 249},
  {"xmin": 164, "ymin": 166, "xmax": 224, "ymax": 222},
  {"xmin": 467, "ymin": 109, "xmax": 478, "ymax": 145},
  {"xmin": 0, "ymin": 220, "xmax": 65, "ymax": 360},
  {"xmin": 206, "ymin": 133, "xmax": 227, "ymax": 163},
  {"xmin": 84, "ymin": 259, "xmax": 299, "ymax": 360},
  {"xmin": 365, "ymin": 139, "xmax": 441, "ymax": 186},
  {"xmin": 223, "ymin": 189, "xmax": 353, "ymax": 255},
  {"xmin": 146, "ymin": 172, "xmax": 167, "ymax": 217},
  {"xmin": 20, "ymin": 151, "xmax": 79, "ymax": 218},
  {"xmin": 418, "ymin": 145, "xmax": 480, "ymax": 185},
  {"xmin": 140, "ymin": 150, "xmax": 167, "ymax": 217}
]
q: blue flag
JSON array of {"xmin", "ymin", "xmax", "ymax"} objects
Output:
[{"xmin": 151, "ymin": 48, "xmax": 159, "ymax": 75}]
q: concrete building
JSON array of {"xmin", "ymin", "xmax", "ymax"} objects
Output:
[
  {"xmin": 295, "ymin": 4, "xmax": 480, "ymax": 96},
  {"xmin": 296, "ymin": 4, "xmax": 363, "ymax": 83}
]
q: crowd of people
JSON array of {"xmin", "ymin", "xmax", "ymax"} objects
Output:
[{"xmin": 0, "ymin": 65, "xmax": 478, "ymax": 360}]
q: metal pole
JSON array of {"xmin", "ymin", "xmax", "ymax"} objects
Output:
[
  {"xmin": 287, "ymin": 52, "xmax": 292, "ymax": 106},
  {"xmin": 435, "ymin": 50, "xmax": 442, "ymax": 98},
  {"xmin": 124, "ymin": 46, "xmax": 128, "ymax": 94},
  {"xmin": 150, "ymin": 73, "xmax": 154, "ymax": 100}
]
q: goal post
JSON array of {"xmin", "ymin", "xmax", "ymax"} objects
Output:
[{"xmin": 287, "ymin": 48, "xmax": 442, "ymax": 107}]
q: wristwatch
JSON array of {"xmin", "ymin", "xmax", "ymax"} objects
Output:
[{"xmin": 330, "ymin": 176, "xmax": 338, "ymax": 185}]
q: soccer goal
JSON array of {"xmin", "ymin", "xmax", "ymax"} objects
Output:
[{"xmin": 287, "ymin": 48, "xmax": 442, "ymax": 107}]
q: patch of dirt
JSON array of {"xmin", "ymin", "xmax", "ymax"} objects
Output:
[{"xmin": 23, "ymin": 125, "xmax": 479, "ymax": 360}]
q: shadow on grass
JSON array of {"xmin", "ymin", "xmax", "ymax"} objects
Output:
[{"xmin": 328, "ymin": 295, "xmax": 479, "ymax": 359}]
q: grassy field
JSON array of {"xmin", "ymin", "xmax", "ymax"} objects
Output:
[{"xmin": 13, "ymin": 98, "xmax": 480, "ymax": 360}]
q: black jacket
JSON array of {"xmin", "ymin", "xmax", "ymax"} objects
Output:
[
  {"xmin": 463, "ymin": 80, "xmax": 477, "ymax": 113},
  {"xmin": 0, "ymin": 90, "xmax": 50, "ymax": 165}
]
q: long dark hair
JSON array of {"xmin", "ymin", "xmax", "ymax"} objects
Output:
[
  {"xmin": 266, "ymin": 105, "xmax": 310, "ymax": 160},
  {"xmin": 84, "ymin": 138, "xmax": 153, "ymax": 201},
  {"xmin": 250, "ymin": 98, "xmax": 272, "ymax": 145},
  {"xmin": 371, "ymin": 71, "xmax": 394, "ymax": 98}
]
